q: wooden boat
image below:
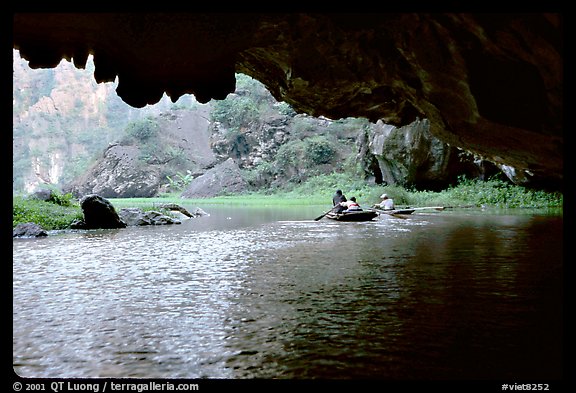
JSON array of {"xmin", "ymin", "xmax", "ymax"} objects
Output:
[
  {"xmin": 325, "ymin": 210, "xmax": 379, "ymax": 222},
  {"xmin": 370, "ymin": 207, "xmax": 416, "ymax": 216},
  {"xmin": 318, "ymin": 206, "xmax": 443, "ymax": 222}
]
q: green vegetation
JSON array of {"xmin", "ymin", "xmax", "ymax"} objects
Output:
[
  {"xmin": 13, "ymin": 50, "xmax": 185, "ymax": 194},
  {"xmin": 13, "ymin": 57, "xmax": 563, "ymax": 229},
  {"xmin": 141, "ymin": 173, "xmax": 563, "ymax": 210},
  {"xmin": 13, "ymin": 175, "xmax": 562, "ymax": 231},
  {"xmin": 124, "ymin": 117, "xmax": 160, "ymax": 142},
  {"xmin": 203, "ymin": 73, "xmax": 361, "ymax": 191},
  {"xmin": 13, "ymin": 195, "xmax": 83, "ymax": 230},
  {"xmin": 273, "ymin": 135, "xmax": 338, "ymax": 180},
  {"xmin": 164, "ymin": 170, "xmax": 194, "ymax": 192},
  {"xmin": 43, "ymin": 188, "xmax": 77, "ymax": 207},
  {"xmin": 404, "ymin": 176, "xmax": 564, "ymax": 209},
  {"xmin": 210, "ymin": 73, "xmax": 278, "ymax": 129},
  {"xmin": 278, "ymin": 173, "xmax": 563, "ymax": 209}
]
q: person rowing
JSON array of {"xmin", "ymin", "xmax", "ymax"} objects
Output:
[
  {"xmin": 314, "ymin": 189, "xmax": 348, "ymax": 221},
  {"xmin": 332, "ymin": 189, "xmax": 348, "ymax": 213},
  {"xmin": 373, "ymin": 193, "xmax": 395, "ymax": 210}
]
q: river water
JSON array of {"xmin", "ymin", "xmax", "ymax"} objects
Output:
[{"xmin": 13, "ymin": 205, "xmax": 563, "ymax": 380}]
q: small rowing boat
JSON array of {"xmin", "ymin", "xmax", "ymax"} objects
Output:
[
  {"xmin": 325, "ymin": 210, "xmax": 378, "ymax": 222},
  {"xmin": 316, "ymin": 206, "xmax": 444, "ymax": 222},
  {"xmin": 370, "ymin": 207, "xmax": 416, "ymax": 216}
]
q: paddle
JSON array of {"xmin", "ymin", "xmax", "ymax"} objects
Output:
[
  {"xmin": 366, "ymin": 207, "xmax": 409, "ymax": 216},
  {"xmin": 371, "ymin": 206, "xmax": 445, "ymax": 213},
  {"xmin": 404, "ymin": 206, "xmax": 445, "ymax": 211},
  {"xmin": 366, "ymin": 207, "xmax": 383, "ymax": 214},
  {"xmin": 314, "ymin": 206, "xmax": 339, "ymax": 221}
]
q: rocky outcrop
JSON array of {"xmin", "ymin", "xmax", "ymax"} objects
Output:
[
  {"xmin": 12, "ymin": 49, "xmax": 169, "ymax": 194},
  {"xmin": 29, "ymin": 188, "xmax": 57, "ymax": 202},
  {"xmin": 152, "ymin": 203, "xmax": 209, "ymax": 218},
  {"xmin": 65, "ymin": 144, "xmax": 162, "ymax": 198},
  {"xmin": 117, "ymin": 204, "xmax": 211, "ymax": 225},
  {"xmin": 13, "ymin": 223, "xmax": 48, "ymax": 238},
  {"xmin": 64, "ymin": 107, "xmax": 217, "ymax": 198},
  {"xmin": 70, "ymin": 194, "xmax": 126, "ymax": 229},
  {"xmin": 181, "ymin": 158, "xmax": 249, "ymax": 198},
  {"xmin": 363, "ymin": 119, "xmax": 500, "ymax": 190},
  {"xmin": 118, "ymin": 208, "xmax": 181, "ymax": 226},
  {"xmin": 153, "ymin": 203, "xmax": 194, "ymax": 218},
  {"xmin": 13, "ymin": 13, "xmax": 563, "ymax": 189},
  {"xmin": 210, "ymin": 115, "xmax": 292, "ymax": 169},
  {"xmin": 64, "ymin": 103, "xmax": 509, "ymax": 195}
]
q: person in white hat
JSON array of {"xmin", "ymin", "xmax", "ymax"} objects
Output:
[{"xmin": 374, "ymin": 193, "xmax": 395, "ymax": 210}]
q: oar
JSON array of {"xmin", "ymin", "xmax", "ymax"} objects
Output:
[
  {"xmin": 366, "ymin": 207, "xmax": 383, "ymax": 215},
  {"xmin": 367, "ymin": 207, "xmax": 410, "ymax": 216},
  {"xmin": 314, "ymin": 206, "xmax": 338, "ymax": 221},
  {"xmin": 404, "ymin": 206, "xmax": 445, "ymax": 211}
]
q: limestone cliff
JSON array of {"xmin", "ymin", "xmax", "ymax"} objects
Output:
[
  {"xmin": 13, "ymin": 49, "xmax": 181, "ymax": 193},
  {"xmin": 363, "ymin": 119, "xmax": 498, "ymax": 190},
  {"xmin": 64, "ymin": 107, "xmax": 216, "ymax": 198}
]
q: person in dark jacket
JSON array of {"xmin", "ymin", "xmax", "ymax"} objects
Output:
[{"xmin": 332, "ymin": 189, "xmax": 347, "ymax": 213}]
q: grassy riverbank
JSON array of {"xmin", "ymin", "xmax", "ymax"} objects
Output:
[
  {"xmin": 13, "ymin": 175, "xmax": 563, "ymax": 231},
  {"xmin": 110, "ymin": 174, "xmax": 564, "ymax": 209},
  {"xmin": 12, "ymin": 194, "xmax": 84, "ymax": 231}
]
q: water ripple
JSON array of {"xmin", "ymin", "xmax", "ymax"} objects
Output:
[{"xmin": 13, "ymin": 209, "xmax": 563, "ymax": 379}]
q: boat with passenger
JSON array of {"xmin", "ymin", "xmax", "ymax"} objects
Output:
[{"xmin": 324, "ymin": 210, "xmax": 379, "ymax": 222}]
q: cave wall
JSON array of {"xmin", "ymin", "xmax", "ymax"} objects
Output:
[
  {"xmin": 13, "ymin": 13, "xmax": 563, "ymax": 189},
  {"xmin": 362, "ymin": 118, "xmax": 500, "ymax": 190}
]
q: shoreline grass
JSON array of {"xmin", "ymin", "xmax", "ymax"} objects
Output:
[
  {"xmin": 13, "ymin": 176, "xmax": 564, "ymax": 231},
  {"xmin": 13, "ymin": 196, "xmax": 84, "ymax": 231},
  {"xmin": 108, "ymin": 194, "xmax": 329, "ymax": 208}
]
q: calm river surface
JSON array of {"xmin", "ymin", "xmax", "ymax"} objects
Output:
[{"xmin": 13, "ymin": 205, "xmax": 563, "ymax": 380}]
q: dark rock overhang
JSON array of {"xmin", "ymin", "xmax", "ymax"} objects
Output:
[{"xmin": 12, "ymin": 13, "xmax": 563, "ymax": 189}]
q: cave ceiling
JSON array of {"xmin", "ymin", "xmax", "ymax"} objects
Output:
[{"xmin": 12, "ymin": 13, "xmax": 563, "ymax": 189}]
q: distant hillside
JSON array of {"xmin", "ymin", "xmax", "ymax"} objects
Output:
[
  {"xmin": 63, "ymin": 106, "xmax": 218, "ymax": 198},
  {"xmin": 12, "ymin": 49, "xmax": 195, "ymax": 193},
  {"xmin": 14, "ymin": 53, "xmax": 369, "ymax": 197},
  {"xmin": 62, "ymin": 75, "xmax": 366, "ymax": 198},
  {"xmin": 14, "ymin": 50, "xmax": 510, "ymax": 197}
]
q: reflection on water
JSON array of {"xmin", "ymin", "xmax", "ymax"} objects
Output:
[{"xmin": 13, "ymin": 206, "xmax": 563, "ymax": 379}]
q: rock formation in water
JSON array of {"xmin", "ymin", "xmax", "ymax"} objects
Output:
[
  {"xmin": 118, "ymin": 208, "xmax": 181, "ymax": 226},
  {"xmin": 13, "ymin": 13, "xmax": 563, "ymax": 190},
  {"xmin": 71, "ymin": 194, "xmax": 126, "ymax": 229},
  {"xmin": 13, "ymin": 223, "xmax": 48, "ymax": 238}
]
